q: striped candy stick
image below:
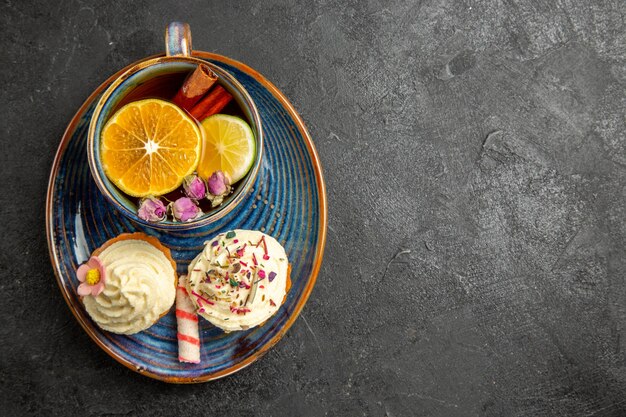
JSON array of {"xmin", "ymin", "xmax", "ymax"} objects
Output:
[{"xmin": 176, "ymin": 275, "xmax": 201, "ymax": 363}]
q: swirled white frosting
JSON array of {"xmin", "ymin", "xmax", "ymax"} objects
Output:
[
  {"xmin": 83, "ymin": 239, "xmax": 176, "ymax": 334},
  {"xmin": 187, "ymin": 230, "xmax": 289, "ymax": 332}
]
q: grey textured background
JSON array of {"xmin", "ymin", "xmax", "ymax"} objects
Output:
[{"xmin": 1, "ymin": 0, "xmax": 625, "ymax": 416}]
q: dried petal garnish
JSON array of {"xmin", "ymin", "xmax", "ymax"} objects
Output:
[{"xmin": 247, "ymin": 279, "xmax": 259, "ymax": 305}]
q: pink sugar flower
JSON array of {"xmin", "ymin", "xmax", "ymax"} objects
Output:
[{"xmin": 76, "ymin": 256, "xmax": 106, "ymax": 297}]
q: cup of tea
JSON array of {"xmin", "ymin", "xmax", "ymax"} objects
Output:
[{"xmin": 87, "ymin": 22, "xmax": 263, "ymax": 230}]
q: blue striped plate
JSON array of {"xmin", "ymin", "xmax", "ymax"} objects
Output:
[{"xmin": 46, "ymin": 52, "xmax": 327, "ymax": 383}]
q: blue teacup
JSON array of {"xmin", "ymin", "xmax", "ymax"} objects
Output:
[{"xmin": 87, "ymin": 22, "xmax": 263, "ymax": 231}]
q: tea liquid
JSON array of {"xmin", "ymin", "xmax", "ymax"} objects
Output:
[{"xmin": 109, "ymin": 69, "xmax": 246, "ymax": 213}]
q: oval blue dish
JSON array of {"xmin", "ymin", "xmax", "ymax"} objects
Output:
[{"xmin": 46, "ymin": 52, "xmax": 327, "ymax": 383}]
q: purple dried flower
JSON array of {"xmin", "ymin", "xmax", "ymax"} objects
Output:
[
  {"xmin": 137, "ymin": 197, "xmax": 167, "ymax": 222},
  {"xmin": 207, "ymin": 170, "xmax": 230, "ymax": 196},
  {"xmin": 182, "ymin": 174, "xmax": 207, "ymax": 200},
  {"xmin": 205, "ymin": 170, "xmax": 232, "ymax": 208},
  {"xmin": 170, "ymin": 197, "xmax": 202, "ymax": 222}
]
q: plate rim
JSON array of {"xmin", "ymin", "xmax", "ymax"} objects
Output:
[{"xmin": 45, "ymin": 51, "xmax": 328, "ymax": 383}]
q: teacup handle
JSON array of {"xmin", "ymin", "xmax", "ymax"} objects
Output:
[{"xmin": 165, "ymin": 22, "xmax": 192, "ymax": 57}]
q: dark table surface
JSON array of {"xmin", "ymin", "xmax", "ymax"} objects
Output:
[{"xmin": 2, "ymin": 1, "xmax": 625, "ymax": 416}]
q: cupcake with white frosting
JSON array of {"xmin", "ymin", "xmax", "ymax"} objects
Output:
[
  {"xmin": 186, "ymin": 230, "xmax": 290, "ymax": 332},
  {"xmin": 76, "ymin": 232, "xmax": 177, "ymax": 335}
]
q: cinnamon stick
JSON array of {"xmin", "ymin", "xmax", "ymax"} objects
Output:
[
  {"xmin": 173, "ymin": 64, "xmax": 217, "ymax": 111},
  {"xmin": 189, "ymin": 85, "xmax": 233, "ymax": 120}
]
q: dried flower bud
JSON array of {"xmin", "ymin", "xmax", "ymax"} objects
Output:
[
  {"xmin": 207, "ymin": 170, "xmax": 230, "ymax": 196},
  {"xmin": 206, "ymin": 170, "xmax": 232, "ymax": 207},
  {"xmin": 170, "ymin": 197, "xmax": 202, "ymax": 222},
  {"xmin": 182, "ymin": 174, "xmax": 207, "ymax": 201},
  {"xmin": 137, "ymin": 197, "xmax": 167, "ymax": 222}
]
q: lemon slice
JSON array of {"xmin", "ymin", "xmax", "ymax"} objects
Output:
[
  {"xmin": 198, "ymin": 114, "xmax": 256, "ymax": 183},
  {"xmin": 100, "ymin": 98, "xmax": 202, "ymax": 197}
]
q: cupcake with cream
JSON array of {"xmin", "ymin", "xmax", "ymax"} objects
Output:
[
  {"xmin": 76, "ymin": 233, "xmax": 177, "ymax": 335},
  {"xmin": 186, "ymin": 229, "xmax": 290, "ymax": 332}
]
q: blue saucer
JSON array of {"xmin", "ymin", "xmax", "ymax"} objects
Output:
[{"xmin": 46, "ymin": 52, "xmax": 327, "ymax": 383}]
